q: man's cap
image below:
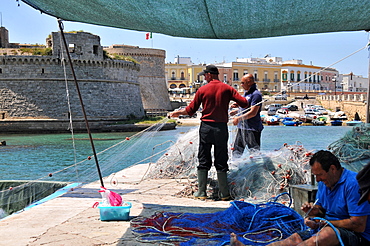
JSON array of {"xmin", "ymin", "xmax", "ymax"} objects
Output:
[
  {"xmin": 356, "ymin": 162, "xmax": 370, "ymax": 205},
  {"xmin": 199, "ymin": 65, "xmax": 219, "ymax": 75}
]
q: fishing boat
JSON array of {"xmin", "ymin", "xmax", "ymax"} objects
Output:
[
  {"xmin": 346, "ymin": 112, "xmax": 363, "ymax": 126},
  {"xmin": 299, "ymin": 114, "xmax": 316, "ymax": 123},
  {"xmin": 330, "ymin": 119, "xmax": 343, "ymax": 126},
  {"xmin": 346, "ymin": 121, "xmax": 363, "ymax": 126},
  {"xmin": 265, "ymin": 115, "xmax": 280, "ymax": 125},
  {"xmin": 312, "ymin": 116, "xmax": 327, "ymax": 126},
  {"xmin": 282, "ymin": 117, "xmax": 302, "ymax": 126}
]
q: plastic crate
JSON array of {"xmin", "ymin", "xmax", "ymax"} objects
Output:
[{"xmin": 98, "ymin": 202, "xmax": 132, "ymax": 221}]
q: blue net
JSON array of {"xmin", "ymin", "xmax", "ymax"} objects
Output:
[{"xmin": 131, "ymin": 198, "xmax": 307, "ymax": 245}]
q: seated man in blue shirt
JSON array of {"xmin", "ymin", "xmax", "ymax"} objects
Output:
[{"xmin": 267, "ymin": 150, "xmax": 370, "ymax": 246}]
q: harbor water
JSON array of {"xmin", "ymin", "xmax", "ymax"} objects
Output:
[{"xmin": 0, "ymin": 125, "xmax": 352, "ymax": 181}]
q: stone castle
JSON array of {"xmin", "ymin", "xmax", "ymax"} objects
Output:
[{"xmin": 0, "ymin": 27, "xmax": 171, "ymax": 130}]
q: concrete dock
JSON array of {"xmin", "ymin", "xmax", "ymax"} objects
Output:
[{"xmin": 1, "ymin": 163, "xmax": 231, "ymax": 246}]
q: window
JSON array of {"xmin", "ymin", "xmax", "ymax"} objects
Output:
[
  {"xmin": 180, "ymin": 71, "xmax": 185, "ymax": 80},
  {"xmin": 0, "ymin": 68, "xmax": 2, "ymax": 73},
  {"xmin": 282, "ymin": 71, "xmax": 287, "ymax": 81},
  {"xmin": 223, "ymin": 74, "xmax": 227, "ymax": 82},
  {"xmin": 171, "ymin": 71, "xmax": 176, "ymax": 80},
  {"xmin": 243, "ymin": 70, "xmax": 248, "ymax": 75},
  {"xmin": 68, "ymin": 43, "xmax": 75, "ymax": 53},
  {"xmin": 93, "ymin": 45, "xmax": 99, "ymax": 55},
  {"xmin": 233, "ymin": 70, "xmax": 239, "ymax": 81},
  {"xmin": 290, "ymin": 72, "xmax": 294, "ymax": 81}
]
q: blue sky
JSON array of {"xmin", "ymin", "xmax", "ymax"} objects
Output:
[{"xmin": 2, "ymin": 0, "xmax": 369, "ymax": 76}]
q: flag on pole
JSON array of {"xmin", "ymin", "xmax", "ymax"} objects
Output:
[{"xmin": 145, "ymin": 32, "xmax": 152, "ymax": 40}]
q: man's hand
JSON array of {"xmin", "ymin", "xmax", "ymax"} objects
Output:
[
  {"xmin": 301, "ymin": 202, "xmax": 320, "ymax": 217},
  {"xmin": 168, "ymin": 109, "xmax": 188, "ymax": 118},
  {"xmin": 229, "ymin": 109, "xmax": 238, "ymax": 116},
  {"xmin": 304, "ymin": 218, "xmax": 326, "ymax": 230},
  {"xmin": 233, "ymin": 116, "xmax": 240, "ymax": 126}
]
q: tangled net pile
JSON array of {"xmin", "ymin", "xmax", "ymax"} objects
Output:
[
  {"xmin": 144, "ymin": 127, "xmax": 314, "ymax": 201},
  {"xmin": 131, "ymin": 197, "xmax": 307, "ymax": 246},
  {"xmin": 328, "ymin": 123, "xmax": 370, "ymax": 172}
]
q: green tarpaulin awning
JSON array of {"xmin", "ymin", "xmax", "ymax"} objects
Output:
[{"xmin": 22, "ymin": 0, "xmax": 370, "ymax": 39}]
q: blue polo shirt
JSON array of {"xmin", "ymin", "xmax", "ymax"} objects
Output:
[
  {"xmin": 237, "ymin": 83, "xmax": 264, "ymax": 132},
  {"xmin": 316, "ymin": 168, "xmax": 370, "ymax": 241}
]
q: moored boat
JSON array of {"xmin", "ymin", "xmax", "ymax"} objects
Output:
[
  {"xmin": 331, "ymin": 119, "xmax": 343, "ymax": 126},
  {"xmin": 312, "ymin": 116, "xmax": 327, "ymax": 126},
  {"xmin": 346, "ymin": 121, "xmax": 363, "ymax": 126},
  {"xmin": 266, "ymin": 116, "xmax": 280, "ymax": 125},
  {"xmin": 282, "ymin": 117, "xmax": 302, "ymax": 126}
]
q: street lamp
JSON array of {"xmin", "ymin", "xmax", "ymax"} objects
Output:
[{"xmin": 332, "ymin": 76, "xmax": 337, "ymax": 95}]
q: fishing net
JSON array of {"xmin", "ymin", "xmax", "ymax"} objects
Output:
[
  {"xmin": 131, "ymin": 198, "xmax": 307, "ymax": 245},
  {"xmin": 143, "ymin": 126, "xmax": 313, "ymax": 201},
  {"xmin": 0, "ymin": 119, "xmax": 173, "ymax": 219},
  {"xmin": 328, "ymin": 123, "xmax": 370, "ymax": 172}
]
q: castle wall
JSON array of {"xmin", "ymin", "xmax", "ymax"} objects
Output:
[
  {"xmin": 0, "ymin": 56, "xmax": 144, "ymax": 120},
  {"xmin": 104, "ymin": 46, "xmax": 172, "ymax": 110}
]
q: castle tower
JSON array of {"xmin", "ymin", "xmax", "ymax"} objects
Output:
[
  {"xmin": 48, "ymin": 31, "xmax": 104, "ymax": 61},
  {"xmin": 0, "ymin": 30, "xmax": 145, "ymax": 122},
  {"xmin": 0, "ymin": 27, "xmax": 9, "ymax": 48},
  {"xmin": 104, "ymin": 45, "xmax": 172, "ymax": 111}
]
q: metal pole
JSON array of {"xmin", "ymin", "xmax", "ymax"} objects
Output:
[
  {"xmin": 57, "ymin": 19, "xmax": 104, "ymax": 187},
  {"xmin": 367, "ymin": 49, "xmax": 370, "ymax": 123}
]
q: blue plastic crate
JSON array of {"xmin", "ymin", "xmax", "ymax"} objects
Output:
[{"xmin": 98, "ymin": 202, "xmax": 132, "ymax": 221}]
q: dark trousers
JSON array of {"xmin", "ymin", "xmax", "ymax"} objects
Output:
[
  {"xmin": 233, "ymin": 128, "xmax": 261, "ymax": 157},
  {"xmin": 198, "ymin": 122, "xmax": 229, "ymax": 172}
]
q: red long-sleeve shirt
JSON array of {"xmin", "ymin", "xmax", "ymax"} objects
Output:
[{"xmin": 186, "ymin": 80, "xmax": 249, "ymax": 123}]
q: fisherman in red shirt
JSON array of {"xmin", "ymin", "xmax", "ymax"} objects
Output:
[{"xmin": 169, "ymin": 65, "xmax": 249, "ymax": 201}]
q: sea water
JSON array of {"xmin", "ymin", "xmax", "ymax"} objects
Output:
[{"xmin": 0, "ymin": 125, "xmax": 352, "ymax": 181}]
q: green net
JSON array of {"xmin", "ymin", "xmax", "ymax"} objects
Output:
[{"xmin": 22, "ymin": 0, "xmax": 370, "ymax": 39}]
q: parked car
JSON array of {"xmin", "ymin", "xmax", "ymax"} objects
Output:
[
  {"xmin": 268, "ymin": 104, "xmax": 282, "ymax": 110},
  {"xmin": 264, "ymin": 103, "xmax": 282, "ymax": 111},
  {"xmin": 286, "ymin": 105, "xmax": 298, "ymax": 111},
  {"xmin": 277, "ymin": 107, "xmax": 289, "ymax": 114},
  {"xmin": 267, "ymin": 108, "xmax": 278, "ymax": 116},
  {"xmin": 304, "ymin": 108, "xmax": 316, "ymax": 115},
  {"xmin": 274, "ymin": 94, "xmax": 287, "ymax": 100}
]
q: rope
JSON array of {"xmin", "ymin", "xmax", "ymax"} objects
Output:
[{"xmin": 311, "ymin": 217, "xmax": 345, "ymax": 246}]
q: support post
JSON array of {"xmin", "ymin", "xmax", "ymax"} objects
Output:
[{"xmin": 57, "ymin": 19, "xmax": 104, "ymax": 187}]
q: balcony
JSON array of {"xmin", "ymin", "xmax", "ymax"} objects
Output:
[{"xmin": 263, "ymin": 79, "xmax": 270, "ymax": 82}]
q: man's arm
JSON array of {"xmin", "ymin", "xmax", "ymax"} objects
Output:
[
  {"xmin": 169, "ymin": 109, "xmax": 188, "ymax": 118},
  {"xmin": 329, "ymin": 216, "xmax": 368, "ymax": 233},
  {"xmin": 232, "ymin": 105, "xmax": 260, "ymax": 125}
]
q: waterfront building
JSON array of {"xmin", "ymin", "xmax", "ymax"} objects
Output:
[
  {"xmin": 165, "ymin": 56, "xmax": 339, "ymax": 95},
  {"xmin": 165, "ymin": 58, "xmax": 205, "ymax": 94},
  {"xmin": 320, "ymin": 68, "xmax": 338, "ymax": 92},
  {"xmin": 227, "ymin": 56, "xmax": 282, "ymax": 93},
  {"xmin": 338, "ymin": 72, "xmax": 368, "ymax": 93}
]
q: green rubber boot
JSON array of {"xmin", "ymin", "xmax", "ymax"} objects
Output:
[
  {"xmin": 194, "ymin": 169, "xmax": 208, "ymax": 200},
  {"xmin": 217, "ymin": 171, "xmax": 231, "ymax": 201}
]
